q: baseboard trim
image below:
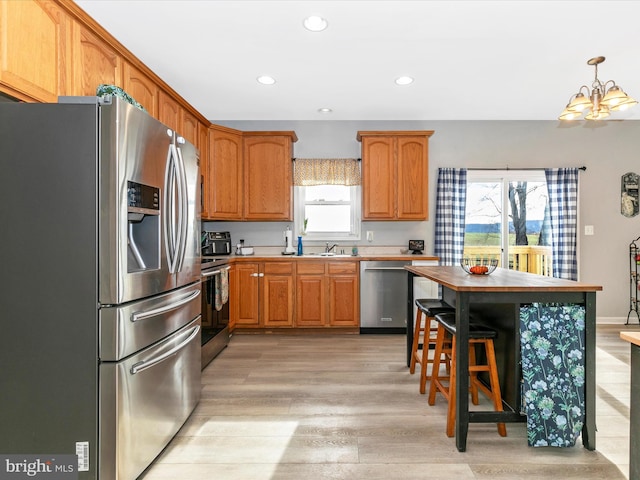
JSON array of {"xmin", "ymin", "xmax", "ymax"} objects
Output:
[{"xmin": 598, "ymin": 316, "xmax": 640, "ymax": 325}]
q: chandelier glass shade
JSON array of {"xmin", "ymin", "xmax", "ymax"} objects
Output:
[{"xmin": 559, "ymin": 56, "xmax": 637, "ymax": 121}]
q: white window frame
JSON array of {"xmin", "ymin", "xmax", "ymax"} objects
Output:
[
  {"xmin": 465, "ymin": 169, "xmax": 548, "ymax": 269},
  {"xmin": 294, "ymin": 185, "xmax": 362, "ymax": 242}
]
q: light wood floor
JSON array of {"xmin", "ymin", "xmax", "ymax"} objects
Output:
[{"xmin": 140, "ymin": 324, "xmax": 638, "ymax": 479}]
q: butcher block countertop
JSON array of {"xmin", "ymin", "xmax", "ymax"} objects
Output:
[
  {"xmin": 405, "ymin": 265, "xmax": 603, "ymax": 292},
  {"xmin": 621, "ymin": 331, "xmax": 640, "ymax": 347}
]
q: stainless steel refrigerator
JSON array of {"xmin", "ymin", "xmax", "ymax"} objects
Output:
[{"xmin": 0, "ymin": 96, "xmax": 202, "ymax": 479}]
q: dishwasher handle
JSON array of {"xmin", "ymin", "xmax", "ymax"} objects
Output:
[{"xmin": 363, "ymin": 266, "xmax": 408, "ymax": 271}]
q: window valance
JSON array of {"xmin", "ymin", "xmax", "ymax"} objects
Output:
[{"xmin": 293, "ymin": 158, "xmax": 361, "ymax": 186}]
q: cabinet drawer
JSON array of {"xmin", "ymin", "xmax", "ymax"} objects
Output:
[
  {"xmin": 297, "ymin": 263, "xmax": 326, "ymax": 275},
  {"xmin": 328, "ymin": 262, "xmax": 357, "ymax": 274},
  {"xmin": 263, "ymin": 262, "xmax": 294, "ymax": 274}
]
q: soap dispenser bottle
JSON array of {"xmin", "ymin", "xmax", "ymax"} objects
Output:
[{"xmin": 297, "ymin": 236, "xmax": 303, "ymax": 256}]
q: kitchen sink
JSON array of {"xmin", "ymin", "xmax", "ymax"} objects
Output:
[{"xmin": 305, "ymin": 253, "xmax": 352, "ymax": 257}]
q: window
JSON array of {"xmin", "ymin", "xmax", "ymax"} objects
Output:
[
  {"xmin": 464, "ymin": 170, "xmax": 553, "ymax": 275},
  {"xmin": 294, "ymin": 185, "xmax": 361, "ymax": 241}
]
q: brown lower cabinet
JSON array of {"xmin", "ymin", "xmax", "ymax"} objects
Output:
[
  {"xmin": 231, "ymin": 260, "xmax": 359, "ymax": 330},
  {"xmin": 296, "ymin": 261, "xmax": 359, "ymax": 328},
  {"xmin": 232, "ymin": 261, "xmax": 294, "ymax": 329}
]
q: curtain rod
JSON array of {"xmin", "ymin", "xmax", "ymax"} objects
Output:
[
  {"xmin": 467, "ymin": 166, "xmax": 586, "ymax": 171},
  {"xmin": 292, "ymin": 158, "xmax": 361, "ymax": 162}
]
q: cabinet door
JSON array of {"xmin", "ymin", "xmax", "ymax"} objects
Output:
[
  {"xmin": 397, "ymin": 136, "xmax": 428, "ymax": 220},
  {"xmin": 122, "ymin": 62, "xmax": 158, "ymax": 117},
  {"xmin": 262, "ymin": 275, "xmax": 294, "ymax": 328},
  {"xmin": 261, "ymin": 262, "xmax": 294, "ymax": 328},
  {"xmin": 243, "ymin": 135, "xmax": 292, "ymax": 220},
  {"xmin": 181, "ymin": 110, "xmax": 199, "ymax": 147},
  {"xmin": 361, "ymin": 136, "xmax": 395, "ymax": 219},
  {"xmin": 233, "ymin": 263, "xmax": 260, "ymax": 327},
  {"xmin": 328, "ymin": 262, "xmax": 359, "ymax": 327},
  {"xmin": 208, "ymin": 128, "xmax": 243, "ymax": 220},
  {"xmin": 199, "ymin": 123, "xmax": 210, "ymax": 219},
  {"xmin": 296, "ymin": 263, "xmax": 326, "ymax": 327},
  {"xmin": 228, "ymin": 264, "xmax": 237, "ymax": 332},
  {"xmin": 71, "ymin": 22, "xmax": 121, "ymax": 96},
  {"xmin": 158, "ymin": 90, "xmax": 180, "ymax": 132},
  {"xmin": 0, "ymin": 0, "xmax": 69, "ymax": 102}
]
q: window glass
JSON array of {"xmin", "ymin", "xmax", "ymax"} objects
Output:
[
  {"xmin": 294, "ymin": 185, "xmax": 361, "ymax": 241},
  {"xmin": 464, "ymin": 171, "xmax": 552, "ymax": 276}
]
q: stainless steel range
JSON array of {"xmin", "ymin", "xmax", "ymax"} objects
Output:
[
  {"xmin": 201, "ymin": 256, "xmax": 231, "ymax": 367},
  {"xmin": 0, "ymin": 96, "xmax": 201, "ymax": 479}
]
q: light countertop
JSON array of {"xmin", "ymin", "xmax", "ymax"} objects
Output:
[{"xmin": 620, "ymin": 331, "xmax": 640, "ymax": 347}]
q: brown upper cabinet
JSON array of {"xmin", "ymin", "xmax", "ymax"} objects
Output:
[
  {"xmin": 122, "ymin": 61, "xmax": 158, "ymax": 117},
  {"xmin": 357, "ymin": 131, "xmax": 434, "ymax": 220},
  {"xmin": 181, "ymin": 110, "xmax": 199, "ymax": 148},
  {"xmin": 205, "ymin": 130, "xmax": 297, "ymax": 221},
  {"xmin": 158, "ymin": 90, "xmax": 180, "ymax": 133},
  {"xmin": 0, "ymin": 0, "xmax": 70, "ymax": 102},
  {"xmin": 243, "ymin": 132, "xmax": 297, "ymax": 221},
  {"xmin": 0, "ymin": 0, "xmax": 209, "ymax": 138},
  {"xmin": 199, "ymin": 122, "xmax": 210, "ymax": 218},
  {"xmin": 71, "ymin": 22, "xmax": 122, "ymax": 96},
  {"xmin": 206, "ymin": 126, "xmax": 244, "ymax": 220}
]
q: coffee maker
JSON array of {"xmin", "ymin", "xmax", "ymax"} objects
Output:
[{"xmin": 283, "ymin": 226, "xmax": 296, "ymax": 255}]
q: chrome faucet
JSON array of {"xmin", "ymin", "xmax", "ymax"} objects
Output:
[
  {"xmin": 324, "ymin": 242, "xmax": 338, "ymax": 253},
  {"xmin": 325, "ymin": 242, "xmax": 338, "ymax": 253}
]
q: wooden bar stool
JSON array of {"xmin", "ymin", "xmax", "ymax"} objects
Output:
[
  {"xmin": 410, "ymin": 300, "xmax": 454, "ymax": 394},
  {"xmin": 428, "ymin": 312, "xmax": 507, "ymax": 438}
]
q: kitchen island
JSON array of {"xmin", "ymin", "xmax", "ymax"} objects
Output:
[
  {"xmin": 405, "ymin": 265, "xmax": 602, "ymax": 452},
  {"xmin": 620, "ymin": 331, "xmax": 640, "ymax": 480}
]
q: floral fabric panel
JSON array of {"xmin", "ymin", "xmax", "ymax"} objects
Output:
[{"xmin": 519, "ymin": 303, "xmax": 585, "ymax": 447}]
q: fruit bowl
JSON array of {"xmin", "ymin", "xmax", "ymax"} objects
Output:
[{"xmin": 460, "ymin": 257, "xmax": 498, "ymax": 275}]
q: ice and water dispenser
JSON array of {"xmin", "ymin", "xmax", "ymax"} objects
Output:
[{"xmin": 127, "ymin": 181, "xmax": 160, "ymax": 271}]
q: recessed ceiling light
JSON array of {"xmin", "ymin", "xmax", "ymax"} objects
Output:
[
  {"xmin": 318, "ymin": 108, "xmax": 332, "ymax": 114},
  {"xmin": 303, "ymin": 15, "xmax": 328, "ymax": 32},
  {"xmin": 395, "ymin": 76, "xmax": 414, "ymax": 86},
  {"xmin": 256, "ymin": 75, "xmax": 276, "ymax": 85}
]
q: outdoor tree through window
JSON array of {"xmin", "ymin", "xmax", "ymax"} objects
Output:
[{"xmin": 464, "ymin": 170, "xmax": 553, "ymax": 276}]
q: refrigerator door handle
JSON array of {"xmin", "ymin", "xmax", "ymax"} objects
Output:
[
  {"xmin": 130, "ymin": 289, "xmax": 201, "ymax": 322},
  {"xmin": 164, "ymin": 137, "xmax": 181, "ymax": 273},
  {"xmin": 130, "ymin": 323, "xmax": 200, "ymax": 375},
  {"xmin": 174, "ymin": 141, "xmax": 188, "ymax": 272}
]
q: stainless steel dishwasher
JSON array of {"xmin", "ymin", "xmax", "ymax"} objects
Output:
[{"xmin": 360, "ymin": 260, "xmax": 410, "ymax": 333}]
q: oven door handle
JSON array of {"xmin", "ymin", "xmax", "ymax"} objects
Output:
[
  {"xmin": 130, "ymin": 323, "xmax": 200, "ymax": 375},
  {"xmin": 201, "ymin": 265, "xmax": 231, "ymax": 278},
  {"xmin": 131, "ymin": 290, "xmax": 201, "ymax": 322}
]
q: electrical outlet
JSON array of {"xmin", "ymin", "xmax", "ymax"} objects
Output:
[
  {"xmin": 584, "ymin": 225, "xmax": 594, "ymax": 236},
  {"xmin": 366, "ymin": 231, "xmax": 373, "ymax": 242}
]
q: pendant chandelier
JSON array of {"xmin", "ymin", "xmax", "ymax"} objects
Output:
[{"xmin": 559, "ymin": 56, "xmax": 637, "ymax": 121}]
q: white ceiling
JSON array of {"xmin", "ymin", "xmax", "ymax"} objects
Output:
[{"xmin": 75, "ymin": 0, "xmax": 640, "ymax": 122}]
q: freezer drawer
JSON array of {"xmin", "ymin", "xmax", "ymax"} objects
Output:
[
  {"xmin": 100, "ymin": 282, "xmax": 201, "ymax": 361},
  {"xmin": 99, "ymin": 317, "xmax": 201, "ymax": 480}
]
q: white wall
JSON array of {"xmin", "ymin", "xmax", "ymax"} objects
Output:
[{"xmin": 204, "ymin": 119, "xmax": 640, "ymax": 320}]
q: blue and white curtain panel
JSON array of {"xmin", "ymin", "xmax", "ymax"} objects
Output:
[
  {"xmin": 520, "ymin": 303, "xmax": 586, "ymax": 447},
  {"xmin": 545, "ymin": 168, "xmax": 579, "ymax": 280},
  {"xmin": 435, "ymin": 168, "xmax": 467, "ymax": 266}
]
